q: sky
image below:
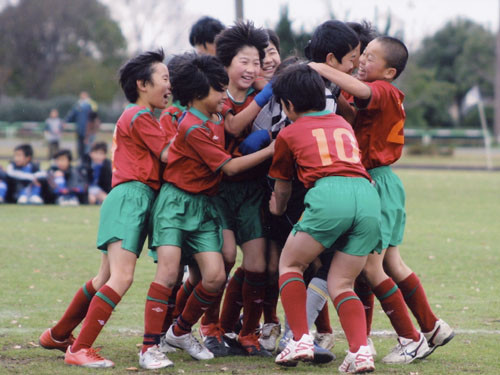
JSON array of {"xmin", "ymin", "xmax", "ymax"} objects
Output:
[{"xmin": 183, "ymin": 0, "xmax": 499, "ymax": 51}]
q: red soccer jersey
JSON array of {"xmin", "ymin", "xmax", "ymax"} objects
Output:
[
  {"xmin": 353, "ymin": 80, "xmax": 405, "ymax": 170},
  {"xmin": 269, "ymin": 110, "xmax": 370, "ymax": 189},
  {"xmin": 159, "ymin": 101, "xmax": 186, "ymax": 140},
  {"xmin": 224, "ymin": 87, "xmax": 257, "ymax": 156},
  {"xmin": 164, "ymin": 108, "xmax": 231, "ymax": 196},
  {"xmin": 111, "ymin": 104, "xmax": 169, "ymax": 190}
]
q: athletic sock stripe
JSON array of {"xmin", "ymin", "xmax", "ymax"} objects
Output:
[
  {"xmin": 193, "ymin": 289, "xmax": 213, "ymax": 305},
  {"xmin": 183, "ymin": 283, "xmax": 192, "ymax": 294},
  {"xmin": 378, "ymin": 285, "xmax": 399, "ymax": 301},
  {"xmin": 176, "ymin": 316, "xmax": 191, "ymax": 332},
  {"xmin": 244, "ymin": 278, "xmax": 266, "ymax": 287},
  {"xmin": 335, "ymin": 295, "xmax": 360, "ymax": 311},
  {"xmin": 279, "ymin": 277, "xmax": 305, "ymax": 293},
  {"xmin": 233, "ymin": 274, "xmax": 243, "ymax": 284},
  {"xmin": 82, "ymin": 283, "xmax": 92, "ymax": 301},
  {"xmin": 405, "ymin": 285, "xmax": 419, "ymax": 299},
  {"xmin": 309, "ymin": 283, "xmax": 329, "ymax": 299},
  {"xmin": 147, "ymin": 296, "xmax": 169, "ymax": 305},
  {"xmin": 96, "ymin": 292, "xmax": 116, "ymax": 309}
]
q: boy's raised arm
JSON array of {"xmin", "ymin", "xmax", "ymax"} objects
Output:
[{"xmin": 308, "ymin": 62, "xmax": 371, "ymax": 100}]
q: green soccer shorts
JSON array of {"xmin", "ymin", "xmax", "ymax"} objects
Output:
[
  {"xmin": 96, "ymin": 181, "xmax": 156, "ymax": 257},
  {"xmin": 368, "ymin": 166, "xmax": 406, "ymax": 249},
  {"xmin": 149, "ymin": 182, "xmax": 222, "ymax": 263},
  {"xmin": 213, "ymin": 179, "xmax": 265, "ymax": 245},
  {"xmin": 292, "ymin": 176, "xmax": 382, "ymax": 256}
]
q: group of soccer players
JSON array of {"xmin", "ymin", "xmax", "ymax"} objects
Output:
[{"xmin": 38, "ymin": 15, "xmax": 454, "ymax": 374}]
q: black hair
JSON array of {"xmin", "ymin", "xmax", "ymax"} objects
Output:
[
  {"xmin": 275, "ymin": 55, "xmax": 301, "ymax": 75},
  {"xmin": 215, "ymin": 20, "xmax": 269, "ymax": 67},
  {"xmin": 119, "ymin": 49, "xmax": 165, "ymax": 103},
  {"xmin": 170, "ymin": 53, "xmax": 229, "ymax": 107},
  {"xmin": 266, "ymin": 29, "xmax": 280, "ymax": 54},
  {"xmin": 305, "ymin": 20, "xmax": 359, "ymax": 64},
  {"xmin": 273, "ymin": 63, "xmax": 326, "ymax": 113},
  {"xmin": 54, "ymin": 149, "xmax": 72, "ymax": 162},
  {"xmin": 167, "ymin": 53, "xmax": 194, "ymax": 102},
  {"xmin": 91, "ymin": 142, "xmax": 108, "ymax": 153},
  {"xmin": 14, "ymin": 144, "xmax": 33, "ymax": 159},
  {"xmin": 189, "ymin": 16, "xmax": 225, "ymax": 47},
  {"xmin": 346, "ymin": 21, "xmax": 377, "ymax": 54},
  {"xmin": 376, "ymin": 36, "xmax": 409, "ymax": 79}
]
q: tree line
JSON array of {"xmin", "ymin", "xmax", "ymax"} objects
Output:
[{"xmin": 0, "ymin": 0, "xmax": 496, "ymax": 131}]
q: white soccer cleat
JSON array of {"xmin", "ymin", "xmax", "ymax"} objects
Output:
[
  {"xmin": 275, "ymin": 333, "xmax": 314, "ymax": 366},
  {"xmin": 159, "ymin": 332, "xmax": 177, "ymax": 353},
  {"xmin": 259, "ymin": 322, "xmax": 281, "ymax": 352},
  {"xmin": 139, "ymin": 345, "xmax": 174, "ymax": 369},
  {"xmin": 422, "ymin": 318, "xmax": 454, "ymax": 356},
  {"xmin": 314, "ymin": 331, "xmax": 335, "ymax": 350},
  {"xmin": 367, "ymin": 337, "xmax": 377, "ymax": 357},
  {"xmin": 338, "ymin": 345, "xmax": 374, "ymax": 373},
  {"xmin": 28, "ymin": 195, "xmax": 43, "ymax": 204},
  {"xmin": 165, "ymin": 326, "xmax": 214, "ymax": 360},
  {"xmin": 382, "ymin": 332, "xmax": 430, "ymax": 364},
  {"xmin": 17, "ymin": 195, "xmax": 28, "ymax": 204}
]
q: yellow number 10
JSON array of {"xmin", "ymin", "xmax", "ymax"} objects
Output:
[{"xmin": 312, "ymin": 128, "xmax": 360, "ymax": 166}]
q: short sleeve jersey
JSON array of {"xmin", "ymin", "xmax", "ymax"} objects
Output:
[
  {"xmin": 111, "ymin": 104, "xmax": 168, "ymax": 190},
  {"xmin": 269, "ymin": 110, "xmax": 370, "ymax": 189},
  {"xmin": 164, "ymin": 108, "xmax": 232, "ymax": 196},
  {"xmin": 224, "ymin": 87, "xmax": 257, "ymax": 156},
  {"xmin": 159, "ymin": 100, "xmax": 186, "ymax": 140},
  {"xmin": 354, "ymin": 80, "xmax": 406, "ymax": 170}
]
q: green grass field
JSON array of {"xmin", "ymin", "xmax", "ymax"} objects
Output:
[{"xmin": 1, "ymin": 168, "xmax": 499, "ymax": 374}]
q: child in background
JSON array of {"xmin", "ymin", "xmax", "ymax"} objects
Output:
[
  {"xmin": 0, "ymin": 165, "xmax": 7, "ymax": 203},
  {"xmin": 87, "ymin": 142, "xmax": 112, "ymax": 205},
  {"xmin": 148, "ymin": 53, "xmax": 274, "ymax": 360},
  {"xmin": 44, "ymin": 108, "xmax": 64, "ymax": 160},
  {"xmin": 48, "ymin": 149, "xmax": 86, "ymax": 206},
  {"xmin": 39, "ymin": 49, "xmax": 173, "ymax": 370},
  {"xmin": 5, "ymin": 144, "xmax": 45, "ymax": 204},
  {"xmin": 189, "ymin": 16, "xmax": 226, "ymax": 56}
]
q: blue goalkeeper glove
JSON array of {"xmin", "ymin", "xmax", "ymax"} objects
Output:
[
  {"xmin": 239, "ymin": 130, "xmax": 271, "ymax": 155},
  {"xmin": 254, "ymin": 81, "xmax": 273, "ymax": 107}
]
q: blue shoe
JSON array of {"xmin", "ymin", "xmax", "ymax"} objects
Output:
[{"xmin": 313, "ymin": 342, "xmax": 335, "ymax": 364}]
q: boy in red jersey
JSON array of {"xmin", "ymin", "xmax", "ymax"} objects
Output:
[
  {"xmin": 269, "ymin": 63, "xmax": 380, "ymax": 373},
  {"xmin": 194, "ymin": 20, "xmax": 274, "ymax": 357},
  {"xmin": 147, "ymin": 53, "xmax": 274, "ymax": 361},
  {"xmin": 310, "ymin": 35, "xmax": 454, "ymax": 363},
  {"xmin": 40, "ymin": 50, "xmax": 174, "ymax": 370}
]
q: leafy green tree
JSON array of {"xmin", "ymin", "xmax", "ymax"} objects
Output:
[
  {"xmin": 0, "ymin": 0, "xmax": 126, "ymax": 100},
  {"xmin": 275, "ymin": 6, "xmax": 311, "ymax": 58},
  {"xmin": 415, "ymin": 18, "xmax": 495, "ymax": 123}
]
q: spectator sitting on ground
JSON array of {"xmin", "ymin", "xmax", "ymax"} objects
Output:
[
  {"xmin": 47, "ymin": 149, "xmax": 87, "ymax": 206},
  {"xmin": 0, "ymin": 165, "xmax": 7, "ymax": 203},
  {"xmin": 5, "ymin": 144, "xmax": 46, "ymax": 204},
  {"xmin": 87, "ymin": 142, "xmax": 111, "ymax": 205}
]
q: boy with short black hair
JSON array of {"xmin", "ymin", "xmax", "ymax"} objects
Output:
[
  {"xmin": 48, "ymin": 149, "xmax": 86, "ymax": 206},
  {"xmin": 213, "ymin": 20, "xmax": 276, "ymax": 356},
  {"xmin": 189, "ymin": 16, "xmax": 225, "ymax": 56},
  {"xmin": 311, "ymin": 35, "xmax": 453, "ymax": 362},
  {"xmin": 269, "ymin": 63, "xmax": 380, "ymax": 373},
  {"xmin": 148, "ymin": 53, "xmax": 274, "ymax": 360},
  {"xmin": 40, "ymin": 49, "xmax": 174, "ymax": 370},
  {"xmin": 87, "ymin": 142, "xmax": 112, "ymax": 205},
  {"xmin": 6, "ymin": 143, "xmax": 45, "ymax": 204}
]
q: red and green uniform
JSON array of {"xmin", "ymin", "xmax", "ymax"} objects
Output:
[
  {"xmin": 269, "ymin": 110, "xmax": 381, "ymax": 255},
  {"xmin": 150, "ymin": 107, "xmax": 232, "ymax": 259},
  {"xmin": 354, "ymin": 80, "xmax": 406, "ymax": 248},
  {"xmin": 159, "ymin": 100, "xmax": 186, "ymax": 139},
  {"xmin": 97, "ymin": 104, "xmax": 168, "ymax": 255}
]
